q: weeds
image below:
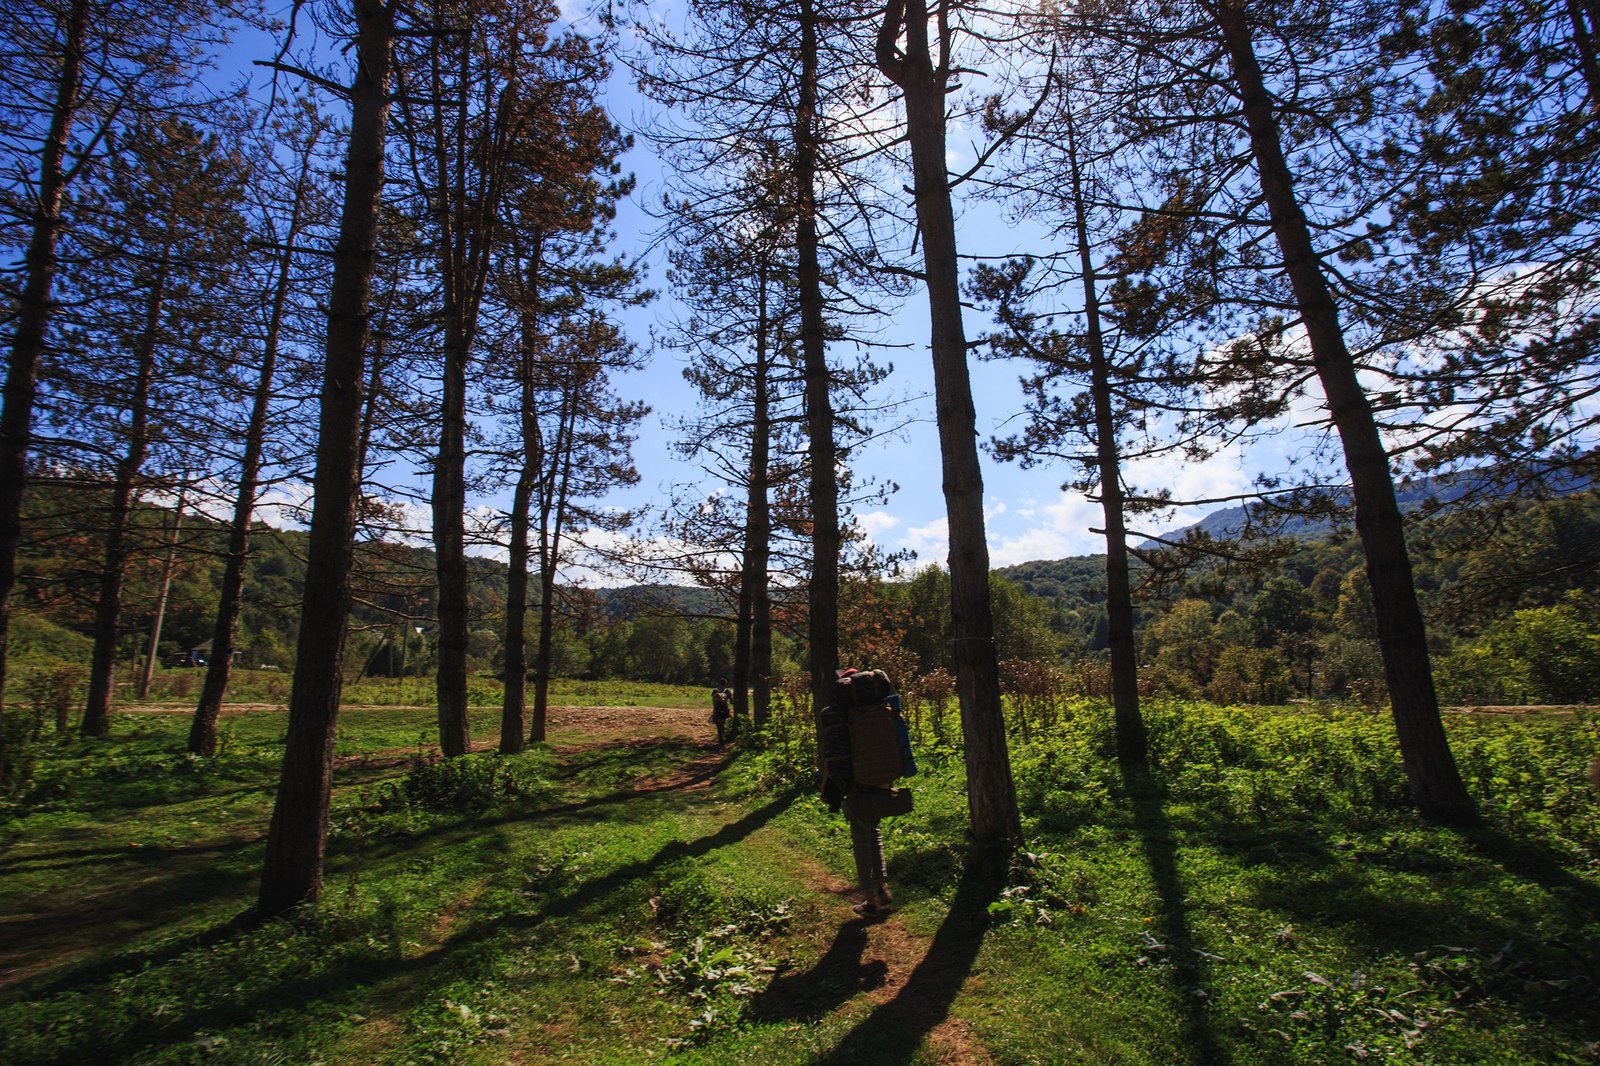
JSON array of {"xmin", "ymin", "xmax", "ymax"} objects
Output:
[
  {"xmin": 612, "ymin": 900, "xmax": 794, "ymax": 1048},
  {"xmin": 2, "ymin": 692, "xmax": 1596, "ymax": 1065},
  {"xmin": 374, "ymin": 751, "xmax": 556, "ymax": 816}
]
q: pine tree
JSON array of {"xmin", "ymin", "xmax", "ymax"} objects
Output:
[
  {"xmin": 259, "ymin": 0, "xmax": 401, "ymax": 918},
  {"xmin": 877, "ymin": 0, "xmax": 1022, "ymax": 864}
]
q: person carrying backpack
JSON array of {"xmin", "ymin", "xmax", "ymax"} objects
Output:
[
  {"xmin": 709, "ymin": 678, "xmax": 734, "ymax": 747},
  {"xmin": 817, "ymin": 668, "xmax": 917, "ymax": 918}
]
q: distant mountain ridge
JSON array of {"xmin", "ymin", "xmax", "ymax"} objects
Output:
[{"xmin": 1154, "ymin": 463, "xmax": 1598, "ymax": 545}]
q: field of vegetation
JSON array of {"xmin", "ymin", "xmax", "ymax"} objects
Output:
[{"xmin": 3, "ymin": 688, "xmax": 1596, "ymax": 1065}]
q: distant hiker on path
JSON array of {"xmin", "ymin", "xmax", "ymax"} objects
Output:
[{"xmin": 710, "ymin": 678, "xmax": 733, "ymax": 747}]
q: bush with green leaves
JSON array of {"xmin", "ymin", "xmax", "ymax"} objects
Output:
[
  {"xmin": 375, "ymin": 752, "xmax": 555, "ymax": 815},
  {"xmin": 1438, "ymin": 594, "xmax": 1600, "ymax": 705}
]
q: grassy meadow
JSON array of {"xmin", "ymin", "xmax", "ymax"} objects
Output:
[{"xmin": 1, "ymin": 688, "xmax": 1596, "ymax": 1064}]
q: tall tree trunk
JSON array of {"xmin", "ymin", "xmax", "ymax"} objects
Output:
[
  {"xmin": 433, "ymin": 309, "xmax": 472, "ymax": 757},
  {"xmin": 736, "ymin": 259, "xmax": 774, "ymax": 726},
  {"xmin": 501, "ymin": 262, "xmax": 544, "ymax": 754},
  {"xmin": 531, "ymin": 545, "xmax": 559, "ymax": 741},
  {"xmin": 1569, "ymin": 0, "xmax": 1600, "ymax": 106},
  {"xmin": 500, "ymin": 464, "xmax": 533, "ymax": 753},
  {"xmin": 529, "ymin": 375, "xmax": 578, "ymax": 744},
  {"xmin": 258, "ymin": 0, "xmax": 395, "ymax": 918},
  {"xmin": 731, "ymin": 272, "xmax": 760, "ymax": 725},
  {"xmin": 190, "ymin": 129, "xmax": 318, "ymax": 755},
  {"xmin": 0, "ymin": 0, "xmax": 89, "ymax": 773},
  {"xmin": 733, "ymin": 575, "xmax": 752, "ymax": 720},
  {"xmin": 752, "ymin": 556, "xmax": 773, "ymax": 724},
  {"xmin": 878, "ymin": 0, "xmax": 1021, "ymax": 864},
  {"xmin": 83, "ymin": 246, "xmax": 170, "ymax": 736},
  {"xmin": 431, "ymin": 40, "xmax": 471, "ymax": 755},
  {"xmin": 138, "ymin": 489, "xmax": 185, "ymax": 699},
  {"xmin": 427, "ymin": 19, "xmax": 505, "ymax": 760},
  {"xmin": 1210, "ymin": 0, "xmax": 1475, "ymax": 824},
  {"xmin": 796, "ymin": 0, "xmax": 841, "ymax": 718},
  {"xmin": 1065, "ymin": 110, "xmax": 1145, "ymax": 770}
]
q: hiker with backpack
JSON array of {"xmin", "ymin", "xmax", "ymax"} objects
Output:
[
  {"xmin": 817, "ymin": 668, "xmax": 918, "ymax": 918},
  {"xmin": 710, "ymin": 678, "xmax": 734, "ymax": 747}
]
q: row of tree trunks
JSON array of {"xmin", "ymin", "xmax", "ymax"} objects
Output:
[
  {"xmin": 498, "ymin": 251, "xmax": 543, "ymax": 754},
  {"xmin": 530, "ymin": 376, "xmax": 579, "ymax": 745},
  {"xmin": 138, "ymin": 489, "xmax": 185, "ymax": 699},
  {"xmin": 190, "ymin": 120, "xmax": 323, "ymax": 756},
  {"xmin": 83, "ymin": 245, "xmax": 170, "ymax": 737}
]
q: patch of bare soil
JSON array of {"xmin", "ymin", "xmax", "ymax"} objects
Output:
[
  {"xmin": 769, "ymin": 859, "xmax": 994, "ymax": 1065},
  {"xmin": 123, "ymin": 702, "xmax": 289, "ymax": 714},
  {"xmin": 546, "ymin": 706, "xmax": 726, "ymax": 791},
  {"xmin": 544, "ymin": 704, "xmax": 715, "ymax": 741}
]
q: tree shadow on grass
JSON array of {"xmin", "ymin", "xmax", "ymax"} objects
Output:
[
  {"xmin": 337, "ymin": 748, "xmax": 741, "ymax": 869},
  {"xmin": 745, "ymin": 918, "xmax": 886, "ymax": 1024},
  {"xmin": 813, "ymin": 872, "xmax": 999, "ymax": 1065},
  {"xmin": 521, "ymin": 785, "xmax": 800, "ymax": 924},
  {"xmin": 1457, "ymin": 823, "xmax": 1600, "ymax": 926},
  {"xmin": 1124, "ymin": 767, "xmax": 1227, "ymax": 1066},
  {"xmin": 1, "ymin": 845, "xmax": 260, "ymax": 999},
  {"xmin": 33, "ymin": 787, "xmax": 804, "ymax": 1065}
]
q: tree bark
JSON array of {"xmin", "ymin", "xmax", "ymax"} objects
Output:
[
  {"xmin": 83, "ymin": 244, "xmax": 170, "ymax": 736},
  {"xmin": 877, "ymin": 0, "xmax": 1021, "ymax": 863},
  {"xmin": 797, "ymin": 0, "xmax": 842, "ymax": 719},
  {"xmin": 1210, "ymin": 0, "xmax": 1476, "ymax": 824},
  {"xmin": 0, "ymin": 0, "xmax": 89, "ymax": 772},
  {"xmin": 191, "ymin": 126, "xmax": 318, "ymax": 755},
  {"xmin": 259, "ymin": 0, "xmax": 395, "ymax": 918},
  {"xmin": 499, "ymin": 460, "xmax": 534, "ymax": 753},
  {"xmin": 1569, "ymin": 0, "xmax": 1600, "ymax": 106},
  {"xmin": 425, "ymin": 15, "xmax": 508, "ymax": 760},
  {"xmin": 138, "ymin": 490, "xmax": 184, "ymax": 699},
  {"xmin": 530, "ymin": 373, "xmax": 578, "ymax": 744},
  {"xmin": 500, "ymin": 241, "xmax": 546, "ymax": 754},
  {"xmin": 1064, "ymin": 110, "xmax": 1146, "ymax": 770},
  {"xmin": 737, "ymin": 257, "xmax": 774, "ymax": 727},
  {"xmin": 432, "ymin": 305, "xmax": 473, "ymax": 757}
]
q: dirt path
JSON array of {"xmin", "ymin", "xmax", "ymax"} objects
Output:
[
  {"xmin": 768, "ymin": 854, "xmax": 995, "ymax": 1065},
  {"xmin": 545, "ymin": 708, "xmax": 993, "ymax": 1064},
  {"xmin": 6, "ymin": 703, "xmax": 994, "ymax": 1062}
]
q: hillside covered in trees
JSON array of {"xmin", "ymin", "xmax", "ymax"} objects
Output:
[{"xmin": 11, "ymin": 477, "xmax": 1598, "ymax": 713}]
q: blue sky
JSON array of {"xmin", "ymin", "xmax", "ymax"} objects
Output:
[
  {"xmin": 225, "ymin": 3, "xmax": 1314, "ymax": 579},
  {"xmin": 595, "ymin": 61, "xmax": 1279, "ymax": 577}
]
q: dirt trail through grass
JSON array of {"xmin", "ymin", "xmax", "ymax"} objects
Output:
[
  {"xmin": 546, "ymin": 706, "xmax": 994, "ymax": 1065},
  {"xmin": 0, "ymin": 704, "xmax": 1001, "ymax": 1064}
]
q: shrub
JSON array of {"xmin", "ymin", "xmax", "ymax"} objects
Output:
[{"xmin": 377, "ymin": 753, "xmax": 554, "ymax": 814}]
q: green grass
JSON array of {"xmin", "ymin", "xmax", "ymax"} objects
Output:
[
  {"xmin": 1, "ymin": 693, "xmax": 1596, "ymax": 1064},
  {"xmin": 121, "ymin": 671, "xmax": 709, "ymax": 710}
]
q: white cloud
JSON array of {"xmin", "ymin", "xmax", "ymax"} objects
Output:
[
  {"xmin": 856, "ymin": 509, "xmax": 901, "ymax": 540},
  {"xmin": 899, "ymin": 516, "xmax": 949, "ymax": 563},
  {"xmin": 980, "ymin": 438, "xmax": 1262, "ymax": 568},
  {"xmin": 988, "ymin": 493, "xmax": 1103, "ymax": 567},
  {"xmin": 255, "ymin": 483, "xmax": 314, "ymax": 529}
]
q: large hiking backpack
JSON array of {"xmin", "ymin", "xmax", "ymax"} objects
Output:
[{"xmin": 835, "ymin": 669, "xmax": 903, "ymax": 789}]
